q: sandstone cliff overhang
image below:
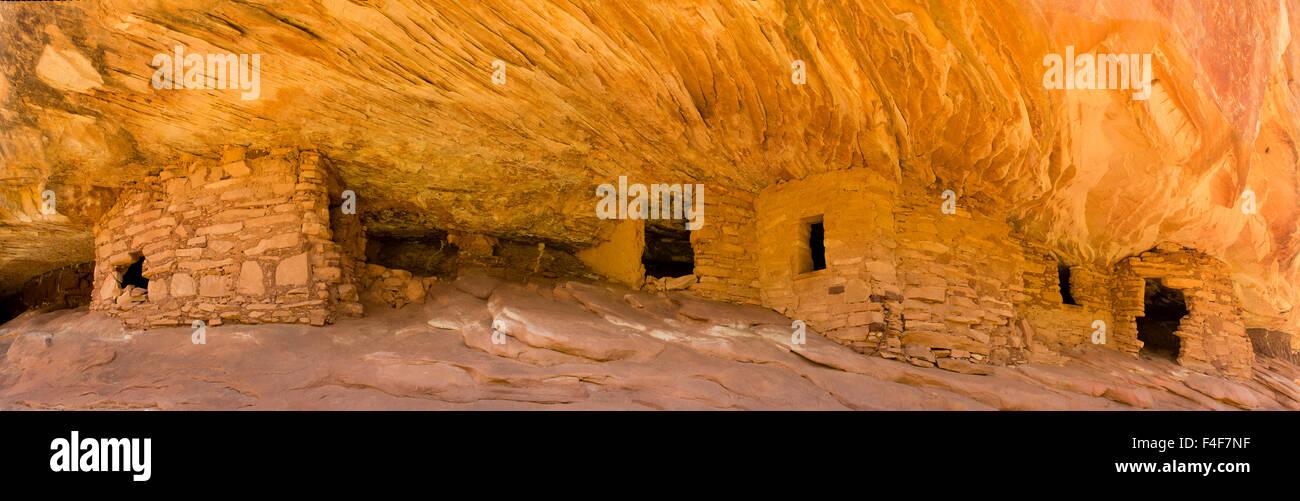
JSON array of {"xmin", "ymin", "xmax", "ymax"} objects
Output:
[{"xmin": 1, "ymin": 1, "xmax": 1298, "ymax": 342}]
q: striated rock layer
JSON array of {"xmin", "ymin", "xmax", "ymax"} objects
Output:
[{"xmin": 3, "ymin": 276, "xmax": 1298, "ymax": 410}]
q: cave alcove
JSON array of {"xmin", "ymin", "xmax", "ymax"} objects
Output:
[{"xmin": 364, "ymin": 231, "xmax": 460, "ymax": 278}]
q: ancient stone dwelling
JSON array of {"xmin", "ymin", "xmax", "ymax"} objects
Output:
[
  {"xmin": 90, "ymin": 148, "xmax": 365, "ymax": 328},
  {"xmin": 614, "ymin": 168, "xmax": 1270, "ymax": 380},
  {"xmin": 59, "ymin": 145, "xmax": 1283, "ymax": 381}
]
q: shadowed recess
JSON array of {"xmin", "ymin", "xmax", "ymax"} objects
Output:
[
  {"xmin": 1138, "ymin": 278, "xmax": 1187, "ymax": 360},
  {"xmin": 643, "ymin": 218, "xmax": 694, "ymax": 278}
]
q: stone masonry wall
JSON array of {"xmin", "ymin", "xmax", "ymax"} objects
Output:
[
  {"xmin": 690, "ymin": 187, "xmax": 761, "ymax": 304},
  {"xmin": 746, "ymin": 168, "xmax": 1265, "ymax": 378},
  {"xmin": 1113, "ymin": 245, "xmax": 1255, "ymax": 379},
  {"xmin": 82, "ymin": 146, "xmax": 1271, "ymax": 379},
  {"xmin": 754, "ymin": 170, "xmax": 1028, "ymax": 368},
  {"xmin": 1015, "ymin": 237, "xmax": 1117, "ymax": 363},
  {"xmin": 312, "ymin": 152, "xmax": 366, "ymax": 318},
  {"xmin": 888, "ymin": 185, "xmax": 1024, "ymax": 367},
  {"xmin": 91, "ymin": 147, "xmax": 362, "ymax": 328},
  {"xmin": 754, "ymin": 169, "xmax": 900, "ymax": 353}
]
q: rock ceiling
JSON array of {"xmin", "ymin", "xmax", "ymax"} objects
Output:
[{"xmin": 1, "ymin": 0, "xmax": 1297, "ymax": 324}]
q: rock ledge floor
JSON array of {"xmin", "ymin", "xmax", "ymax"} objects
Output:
[{"xmin": 2, "ymin": 276, "xmax": 1298, "ymax": 410}]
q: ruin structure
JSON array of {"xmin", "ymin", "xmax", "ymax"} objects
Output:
[{"xmin": 22, "ymin": 153, "xmax": 1264, "ymax": 380}]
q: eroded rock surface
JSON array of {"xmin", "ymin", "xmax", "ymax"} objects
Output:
[
  {"xmin": 2, "ymin": 277, "xmax": 1297, "ymax": 410},
  {"xmin": 1, "ymin": 0, "xmax": 1298, "ymax": 336}
]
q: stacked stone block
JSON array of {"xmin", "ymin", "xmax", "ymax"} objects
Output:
[
  {"xmin": 754, "ymin": 169, "xmax": 900, "ymax": 353},
  {"xmin": 1112, "ymin": 245, "xmax": 1255, "ymax": 379},
  {"xmin": 889, "ymin": 186, "xmax": 1023, "ymax": 366},
  {"xmin": 747, "ymin": 168, "xmax": 1262, "ymax": 377},
  {"xmin": 690, "ymin": 187, "xmax": 761, "ymax": 304},
  {"xmin": 1015, "ymin": 237, "xmax": 1116, "ymax": 362},
  {"xmin": 296, "ymin": 151, "xmax": 365, "ymax": 319},
  {"xmin": 81, "ymin": 147, "xmax": 1276, "ymax": 380},
  {"xmin": 90, "ymin": 147, "xmax": 363, "ymax": 328}
]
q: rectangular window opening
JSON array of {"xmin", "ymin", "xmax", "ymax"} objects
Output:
[{"xmin": 798, "ymin": 216, "xmax": 827, "ymax": 274}]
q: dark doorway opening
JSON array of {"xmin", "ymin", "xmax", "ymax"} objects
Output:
[
  {"xmin": 797, "ymin": 216, "xmax": 827, "ymax": 274},
  {"xmin": 1137, "ymin": 278, "xmax": 1187, "ymax": 360},
  {"xmin": 808, "ymin": 221, "xmax": 827, "ymax": 272},
  {"xmin": 1057, "ymin": 264, "xmax": 1077, "ymax": 305},
  {"xmin": 643, "ymin": 218, "xmax": 694, "ymax": 278},
  {"xmin": 120, "ymin": 256, "xmax": 148, "ymax": 290}
]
